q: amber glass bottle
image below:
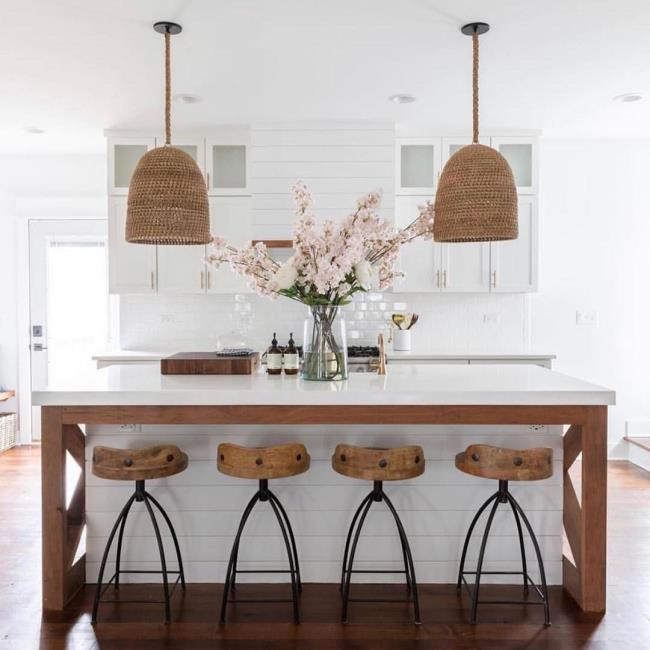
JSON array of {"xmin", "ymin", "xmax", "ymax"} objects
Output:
[
  {"xmin": 283, "ymin": 332, "xmax": 299, "ymax": 375},
  {"xmin": 267, "ymin": 332, "xmax": 283, "ymax": 375}
]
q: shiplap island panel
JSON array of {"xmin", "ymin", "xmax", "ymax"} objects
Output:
[{"xmin": 33, "ymin": 363, "xmax": 613, "ymax": 615}]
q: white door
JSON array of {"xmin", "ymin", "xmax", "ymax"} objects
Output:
[{"xmin": 29, "ymin": 219, "xmax": 109, "ymax": 439}]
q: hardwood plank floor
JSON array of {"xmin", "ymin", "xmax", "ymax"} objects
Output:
[{"xmin": 1, "ymin": 446, "xmax": 649, "ymax": 649}]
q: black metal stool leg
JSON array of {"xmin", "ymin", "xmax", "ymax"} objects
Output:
[
  {"xmin": 339, "ymin": 492, "xmax": 373, "ymax": 592},
  {"xmin": 470, "ymin": 497, "xmax": 500, "ymax": 625},
  {"xmin": 92, "ymin": 492, "xmax": 137, "ymax": 624},
  {"xmin": 509, "ymin": 496, "xmax": 529, "ymax": 595},
  {"xmin": 141, "ymin": 490, "xmax": 171, "ymax": 623},
  {"xmin": 456, "ymin": 491, "xmax": 499, "ymax": 593},
  {"xmin": 268, "ymin": 490, "xmax": 302, "ymax": 592},
  {"xmin": 114, "ymin": 494, "xmax": 135, "ymax": 591},
  {"xmin": 146, "ymin": 491, "xmax": 187, "ymax": 591},
  {"xmin": 268, "ymin": 495, "xmax": 300, "ymax": 624},
  {"xmin": 382, "ymin": 490, "xmax": 421, "ymax": 624},
  {"xmin": 341, "ymin": 494, "xmax": 374, "ymax": 623},
  {"xmin": 220, "ymin": 491, "xmax": 260, "ymax": 624},
  {"xmin": 508, "ymin": 493, "xmax": 551, "ymax": 626}
]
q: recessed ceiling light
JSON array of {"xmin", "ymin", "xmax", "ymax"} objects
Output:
[
  {"xmin": 174, "ymin": 93, "xmax": 202, "ymax": 105},
  {"xmin": 24, "ymin": 126, "xmax": 46, "ymax": 134},
  {"xmin": 613, "ymin": 93, "xmax": 644, "ymax": 103},
  {"xmin": 388, "ymin": 94, "xmax": 416, "ymax": 104}
]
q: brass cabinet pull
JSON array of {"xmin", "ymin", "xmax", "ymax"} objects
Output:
[
  {"xmin": 492, "ymin": 270, "xmax": 497, "ymax": 288},
  {"xmin": 436, "ymin": 269, "xmax": 440, "ymax": 288},
  {"xmin": 150, "ymin": 271, "xmax": 155, "ymax": 291},
  {"xmin": 200, "ymin": 271, "xmax": 204, "ymax": 289},
  {"xmin": 206, "ymin": 171, "xmax": 210, "ymax": 189},
  {"xmin": 207, "ymin": 271, "xmax": 211, "ymax": 289},
  {"xmin": 442, "ymin": 270, "xmax": 447, "ymax": 289}
]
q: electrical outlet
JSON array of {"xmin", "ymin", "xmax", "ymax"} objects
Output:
[
  {"xmin": 576, "ymin": 310, "xmax": 598, "ymax": 326},
  {"xmin": 483, "ymin": 313, "xmax": 500, "ymax": 324},
  {"xmin": 118, "ymin": 424, "xmax": 139, "ymax": 433}
]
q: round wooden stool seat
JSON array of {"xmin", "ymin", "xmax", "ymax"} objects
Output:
[
  {"xmin": 92, "ymin": 445, "xmax": 188, "ymax": 481},
  {"xmin": 217, "ymin": 442, "xmax": 310, "ymax": 480},
  {"xmin": 455, "ymin": 444, "xmax": 553, "ymax": 481},
  {"xmin": 332, "ymin": 444, "xmax": 425, "ymax": 481}
]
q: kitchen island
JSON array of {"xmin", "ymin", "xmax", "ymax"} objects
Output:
[{"xmin": 33, "ymin": 363, "xmax": 614, "ymax": 616}]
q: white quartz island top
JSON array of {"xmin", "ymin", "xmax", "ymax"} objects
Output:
[{"xmin": 33, "ymin": 363, "xmax": 615, "ymax": 407}]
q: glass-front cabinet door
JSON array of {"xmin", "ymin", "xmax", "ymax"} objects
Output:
[
  {"xmin": 441, "ymin": 136, "xmax": 491, "ymax": 165},
  {"xmin": 108, "ymin": 138, "xmax": 156, "ymax": 195},
  {"xmin": 206, "ymin": 141, "xmax": 249, "ymax": 196},
  {"xmin": 397, "ymin": 138, "xmax": 441, "ymax": 195},
  {"xmin": 490, "ymin": 136, "xmax": 537, "ymax": 194}
]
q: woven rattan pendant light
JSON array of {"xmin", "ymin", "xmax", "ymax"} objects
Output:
[
  {"xmin": 126, "ymin": 21, "xmax": 210, "ymax": 245},
  {"xmin": 434, "ymin": 22, "xmax": 518, "ymax": 243}
]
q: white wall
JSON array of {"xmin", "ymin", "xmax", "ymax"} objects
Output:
[{"xmin": 532, "ymin": 138, "xmax": 650, "ymax": 449}]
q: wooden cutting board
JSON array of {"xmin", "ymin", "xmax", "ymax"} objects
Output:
[{"xmin": 161, "ymin": 352, "xmax": 260, "ymax": 375}]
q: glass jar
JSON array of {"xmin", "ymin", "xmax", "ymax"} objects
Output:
[{"xmin": 301, "ymin": 305, "xmax": 348, "ymax": 381}]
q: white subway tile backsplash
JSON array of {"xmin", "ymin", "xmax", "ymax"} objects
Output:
[{"xmin": 120, "ymin": 292, "xmax": 528, "ymax": 352}]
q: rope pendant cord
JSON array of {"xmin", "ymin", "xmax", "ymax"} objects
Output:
[
  {"xmin": 165, "ymin": 31, "xmax": 171, "ymax": 146},
  {"xmin": 472, "ymin": 31, "xmax": 479, "ymax": 144}
]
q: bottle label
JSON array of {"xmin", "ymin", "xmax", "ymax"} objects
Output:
[
  {"xmin": 267, "ymin": 353, "xmax": 283, "ymax": 370},
  {"xmin": 283, "ymin": 353, "xmax": 299, "ymax": 370}
]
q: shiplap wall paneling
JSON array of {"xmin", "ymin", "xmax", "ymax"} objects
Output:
[
  {"xmin": 251, "ymin": 123, "xmax": 395, "ymax": 240},
  {"xmin": 85, "ymin": 424, "xmax": 562, "ymax": 585}
]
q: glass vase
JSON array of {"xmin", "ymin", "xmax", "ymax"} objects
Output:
[{"xmin": 301, "ymin": 305, "xmax": 348, "ymax": 381}]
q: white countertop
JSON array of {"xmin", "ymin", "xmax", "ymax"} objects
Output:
[
  {"xmin": 33, "ymin": 363, "xmax": 614, "ymax": 407},
  {"xmin": 92, "ymin": 350, "xmax": 556, "ymax": 362}
]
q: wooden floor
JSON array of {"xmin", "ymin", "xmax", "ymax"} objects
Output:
[{"xmin": 1, "ymin": 446, "xmax": 650, "ymax": 649}]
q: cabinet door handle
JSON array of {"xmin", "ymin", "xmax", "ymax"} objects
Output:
[
  {"xmin": 207, "ymin": 270, "xmax": 211, "ymax": 289},
  {"xmin": 492, "ymin": 270, "xmax": 497, "ymax": 288},
  {"xmin": 200, "ymin": 271, "xmax": 205, "ymax": 289},
  {"xmin": 442, "ymin": 270, "xmax": 447, "ymax": 289},
  {"xmin": 206, "ymin": 171, "xmax": 210, "ymax": 189},
  {"xmin": 436, "ymin": 270, "xmax": 440, "ymax": 288},
  {"xmin": 150, "ymin": 271, "xmax": 155, "ymax": 291}
]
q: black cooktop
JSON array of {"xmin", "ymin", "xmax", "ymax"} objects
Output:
[{"xmin": 347, "ymin": 346, "xmax": 380, "ymax": 358}]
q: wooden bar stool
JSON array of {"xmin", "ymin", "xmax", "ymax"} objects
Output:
[
  {"xmin": 455, "ymin": 444, "xmax": 552, "ymax": 625},
  {"xmin": 332, "ymin": 444, "xmax": 424, "ymax": 624},
  {"xmin": 217, "ymin": 442, "xmax": 310, "ymax": 624},
  {"xmin": 91, "ymin": 444, "xmax": 188, "ymax": 624}
]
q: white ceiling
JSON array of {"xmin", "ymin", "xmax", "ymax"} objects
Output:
[{"xmin": 3, "ymin": 0, "xmax": 650, "ymax": 153}]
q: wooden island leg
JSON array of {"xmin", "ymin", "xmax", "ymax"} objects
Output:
[
  {"xmin": 563, "ymin": 406, "xmax": 607, "ymax": 613},
  {"xmin": 41, "ymin": 406, "xmax": 86, "ymax": 613}
]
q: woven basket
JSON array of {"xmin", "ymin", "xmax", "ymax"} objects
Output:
[
  {"xmin": 0, "ymin": 413, "xmax": 17, "ymax": 453},
  {"xmin": 434, "ymin": 144, "xmax": 518, "ymax": 242},
  {"xmin": 126, "ymin": 146, "xmax": 211, "ymax": 245}
]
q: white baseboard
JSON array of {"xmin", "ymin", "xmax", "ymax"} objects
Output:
[{"xmin": 628, "ymin": 442, "xmax": 650, "ymax": 473}]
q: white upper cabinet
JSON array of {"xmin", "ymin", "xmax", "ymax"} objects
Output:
[
  {"xmin": 206, "ymin": 140, "xmax": 249, "ymax": 196},
  {"xmin": 490, "ymin": 197, "xmax": 537, "ymax": 292},
  {"xmin": 152, "ymin": 137, "xmax": 209, "ymax": 294},
  {"xmin": 396, "ymin": 138, "xmax": 441, "ymax": 195},
  {"xmin": 108, "ymin": 137, "xmax": 156, "ymax": 195},
  {"xmin": 394, "ymin": 195, "xmax": 437, "ymax": 292},
  {"xmin": 207, "ymin": 197, "xmax": 252, "ymax": 293},
  {"xmin": 440, "ymin": 242, "xmax": 491, "ymax": 292},
  {"xmin": 490, "ymin": 136, "xmax": 537, "ymax": 194},
  {"xmin": 441, "ymin": 136, "xmax": 490, "ymax": 164},
  {"xmin": 108, "ymin": 197, "xmax": 157, "ymax": 294}
]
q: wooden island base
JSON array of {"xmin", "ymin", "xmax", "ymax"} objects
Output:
[{"xmin": 41, "ymin": 404, "xmax": 607, "ymax": 615}]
